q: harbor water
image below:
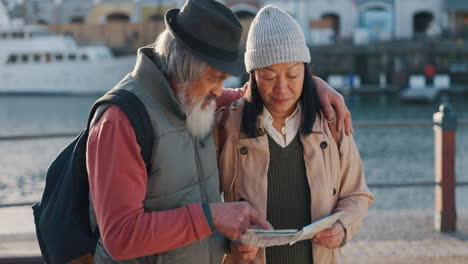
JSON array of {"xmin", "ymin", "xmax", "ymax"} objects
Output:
[{"xmin": 0, "ymin": 94, "xmax": 467, "ymax": 210}]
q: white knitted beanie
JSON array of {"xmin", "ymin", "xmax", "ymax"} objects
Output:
[{"xmin": 245, "ymin": 5, "xmax": 311, "ymax": 72}]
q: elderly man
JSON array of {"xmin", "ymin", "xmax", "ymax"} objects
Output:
[{"xmin": 86, "ymin": 0, "xmax": 352, "ymax": 263}]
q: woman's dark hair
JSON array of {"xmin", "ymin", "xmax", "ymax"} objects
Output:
[{"xmin": 241, "ymin": 63, "xmax": 321, "ymax": 138}]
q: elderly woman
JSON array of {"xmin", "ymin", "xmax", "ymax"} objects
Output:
[{"xmin": 215, "ymin": 5, "xmax": 374, "ymax": 264}]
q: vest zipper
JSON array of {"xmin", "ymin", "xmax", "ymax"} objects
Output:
[
  {"xmin": 194, "ymin": 139, "xmax": 208, "ymax": 201},
  {"xmin": 193, "ymin": 139, "xmax": 213, "ymax": 264}
]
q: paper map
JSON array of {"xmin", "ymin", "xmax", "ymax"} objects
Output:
[{"xmin": 237, "ymin": 212, "xmax": 344, "ymax": 247}]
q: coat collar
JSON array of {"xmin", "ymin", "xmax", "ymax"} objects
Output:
[
  {"xmin": 247, "ymin": 102, "xmax": 324, "ymax": 135},
  {"xmin": 131, "ymin": 47, "xmax": 187, "ymax": 120}
]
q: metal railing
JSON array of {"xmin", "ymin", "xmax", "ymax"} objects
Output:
[
  {"xmin": 0, "ymin": 256, "xmax": 43, "ymax": 264},
  {"xmin": 0, "ymin": 132, "xmax": 78, "ymax": 141},
  {"xmin": 0, "ymin": 119, "xmax": 466, "ymax": 196},
  {"xmin": 0, "ymin": 120, "xmax": 466, "ymax": 141},
  {"xmin": 368, "ymin": 181, "xmax": 468, "ymax": 188},
  {"xmin": 354, "ymin": 120, "xmax": 468, "ymax": 128}
]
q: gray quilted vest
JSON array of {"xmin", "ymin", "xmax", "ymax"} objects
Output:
[{"xmin": 89, "ymin": 47, "xmax": 225, "ymax": 264}]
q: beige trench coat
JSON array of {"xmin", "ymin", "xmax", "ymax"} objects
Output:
[{"xmin": 214, "ymin": 99, "xmax": 375, "ymax": 264}]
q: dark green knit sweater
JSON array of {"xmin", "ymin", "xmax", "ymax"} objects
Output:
[{"xmin": 265, "ymin": 134, "xmax": 313, "ymax": 264}]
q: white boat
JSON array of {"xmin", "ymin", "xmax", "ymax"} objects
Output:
[
  {"xmin": 400, "ymin": 87, "xmax": 441, "ymax": 102},
  {"xmin": 400, "ymin": 75, "xmax": 450, "ymax": 103},
  {"xmin": 0, "ymin": 2, "xmax": 135, "ymax": 95}
]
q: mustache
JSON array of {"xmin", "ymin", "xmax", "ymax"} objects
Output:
[{"xmin": 204, "ymin": 95, "xmax": 217, "ymax": 102}]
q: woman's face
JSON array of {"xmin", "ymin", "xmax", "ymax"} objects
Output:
[{"xmin": 255, "ymin": 62, "xmax": 304, "ymax": 118}]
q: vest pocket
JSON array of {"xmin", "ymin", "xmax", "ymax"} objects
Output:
[
  {"xmin": 143, "ymin": 183, "xmax": 202, "ymax": 212},
  {"xmin": 154, "ymin": 234, "xmax": 224, "ymax": 264}
]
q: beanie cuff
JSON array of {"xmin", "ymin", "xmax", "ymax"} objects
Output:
[{"xmin": 245, "ymin": 43, "xmax": 311, "ymax": 72}]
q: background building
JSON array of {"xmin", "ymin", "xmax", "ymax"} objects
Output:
[
  {"xmin": 3, "ymin": 0, "xmax": 468, "ymax": 87},
  {"xmin": 3, "ymin": 0, "xmax": 460, "ymax": 44},
  {"xmin": 445, "ymin": 0, "xmax": 468, "ymax": 38},
  {"xmin": 223, "ymin": 0, "xmax": 452, "ymax": 45}
]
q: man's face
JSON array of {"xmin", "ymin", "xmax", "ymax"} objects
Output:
[
  {"xmin": 187, "ymin": 66, "xmax": 230, "ymax": 108},
  {"xmin": 176, "ymin": 66, "xmax": 230, "ymax": 139}
]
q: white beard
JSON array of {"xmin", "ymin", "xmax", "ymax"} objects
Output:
[
  {"xmin": 177, "ymin": 86, "xmax": 216, "ymax": 140},
  {"xmin": 186, "ymin": 99, "xmax": 216, "ymax": 140}
]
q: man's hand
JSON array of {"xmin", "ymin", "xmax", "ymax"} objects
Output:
[
  {"xmin": 209, "ymin": 202, "xmax": 273, "ymax": 241},
  {"xmin": 230, "ymin": 241, "xmax": 259, "ymax": 263},
  {"xmin": 312, "ymin": 222, "xmax": 345, "ymax": 249},
  {"xmin": 314, "ymin": 76, "xmax": 353, "ymax": 135}
]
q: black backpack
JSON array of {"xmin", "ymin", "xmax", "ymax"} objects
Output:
[{"xmin": 32, "ymin": 89, "xmax": 154, "ymax": 263}]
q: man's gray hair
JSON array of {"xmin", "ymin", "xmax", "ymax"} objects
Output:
[{"xmin": 154, "ymin": 30, "xmax": 208, "ymax": 84}]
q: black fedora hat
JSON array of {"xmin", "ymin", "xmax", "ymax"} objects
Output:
[{"xmin": 164, "ymin": 0, "xmax": 245, "ymax": 76}]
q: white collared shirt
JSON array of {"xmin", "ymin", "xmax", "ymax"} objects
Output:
[{"xmin": 261, "ymin": 104, "xmax": 302, "ymax": 148}]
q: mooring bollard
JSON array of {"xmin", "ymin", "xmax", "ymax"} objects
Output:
[{"xmin": 433, "ymin": 103, "xmax": 457, "ymax": 232}]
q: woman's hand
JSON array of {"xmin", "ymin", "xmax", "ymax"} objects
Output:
[
  {"xmin": 314, "ymin": 76, "xmax": 353, "ymax": 135},
  {"xmin": 312, "ymin": 222, "xmax": 345, "ymax": 249},
  {"xmin": 230, "ymin": 241, "xmax": 259, "ymax": 263}
]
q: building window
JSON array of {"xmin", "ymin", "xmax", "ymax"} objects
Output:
[
  {"xmin": 414, "ymin": 12, "xmax": 434, "ymax": 36},
  {"xmin": 22, "ymin": 54, "xmax": 29, "ymax": 63},
  {"xmin": 81, "ymin": 54, "xmax": 89, "ymax": 61},
  {"xmin": 7, "ymin": 55, "xmax": 17, "ymax": 64},
  {"xmin": 321, "ymin": 13, "xmax": 340, "ymax": 39},
  {"xmin": 360, "ymin": 7, "xmax": 393, "ymax": 41},
  {"xmin": 234, "ymin": 11, "xmax": 256, "ymax": 20},
  {"xmin": 106, "ymin": 13, "xmax": 130, "ymax": 23},
  {"xmin": 33, "ymin": 54, "xmax": 41, "ymax": 63},
  {"xmin": 70, "ymin": 16, "xmax": 85, "ymax": 24},
  {"xmin": 68, "ymin": 54, "xmax": 77, "ymax": 61},
  {"xmin": 37, "ymin": 19, "xmax": 48, "ymax": 25},
  {"xmin": 12, "ymin": 32, "xmax": 24, "ymax": 39},
  {"xmin": 45, "ymin": 53, "xmax": 52, "ymax": 63},
  {"xmin": 148, "ymin": 14, "xmax": 164, "ymax": 22},
  {"xmin": 55, "ymin": 54, "xmax": 64, "ymax": 62}
]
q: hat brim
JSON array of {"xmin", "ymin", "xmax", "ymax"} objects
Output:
[{"xmin": 164, "ymin": 8, "xmax": 246, "ymax": 77}]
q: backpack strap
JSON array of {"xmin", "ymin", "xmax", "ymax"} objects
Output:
[
  {"xmin": 83, "ymin": 89, "xmax": 155, "ymax": 245},
  {"xmin": 88, "ymin": 89, "xmax": 155, "ymax": 174}
]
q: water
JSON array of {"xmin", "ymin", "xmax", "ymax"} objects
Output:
[
  {"xmin": 0, "ymin": 95, "xmax": 97, "ymax": 204},
  {"xmin": 348, "ymin": 95, "xmax": 468, "ymax": 210},
  {"xmin": 0, "ymin": 94, "xmax": 467, "ymax": 210}
]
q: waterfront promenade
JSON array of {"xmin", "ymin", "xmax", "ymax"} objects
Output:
[
  {"xmin": 1, "ymin": 206, "xmax": 467, "ymax": 263},
  {"xmin": 1, "ymin": 95, "xmax": 467, "ymax": 263}
]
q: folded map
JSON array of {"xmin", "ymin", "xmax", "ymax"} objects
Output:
[{"xmin": 237, "ymin": 211, "xmax": 344, "ymax": 247}]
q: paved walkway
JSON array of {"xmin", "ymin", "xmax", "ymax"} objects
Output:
[
  {"xmin": 1, "ymin": 206, "xmax": 467, "ymax": 263},
  {"xmin": 0, "ymin": 206, "xmax": 39, "ymax": 259},
  {"xmin": 341, "ymin": 209, "xmax": 468, "ymax": 264}
]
